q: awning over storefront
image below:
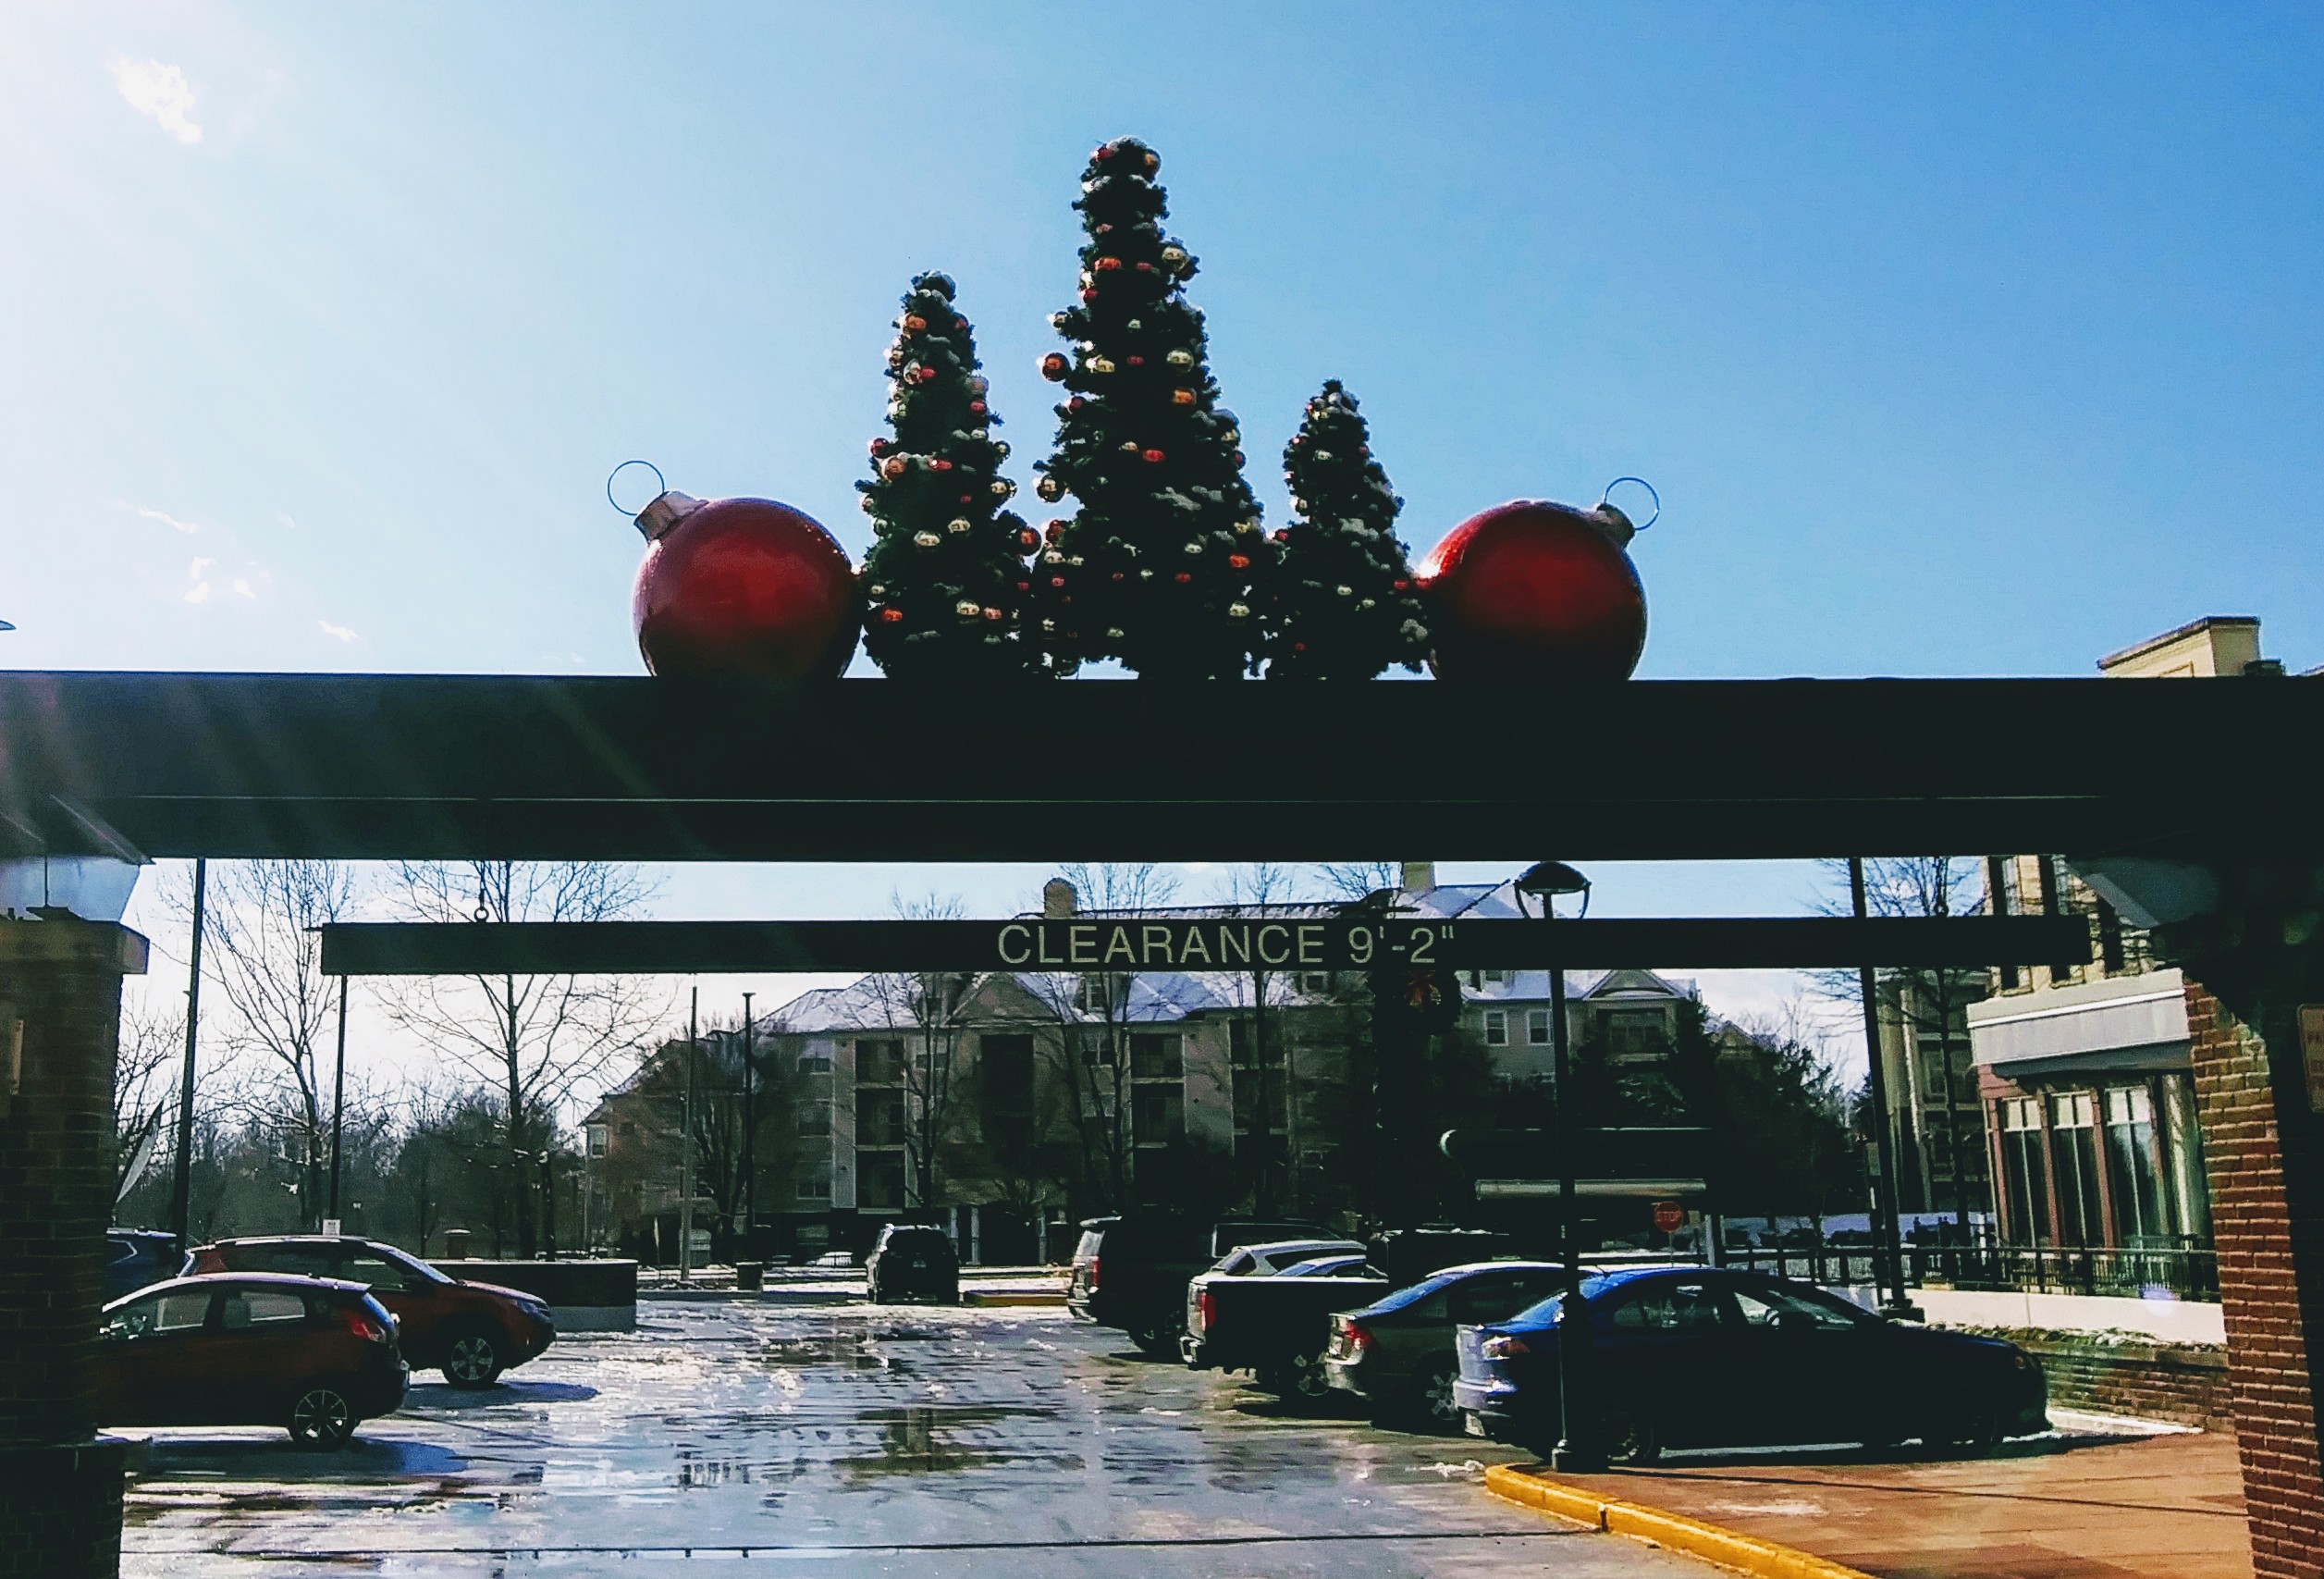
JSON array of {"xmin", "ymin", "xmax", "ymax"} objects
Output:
[{"xmin": 1968, "ymin": 968, "xmax": 2191, "ymax": 1079}]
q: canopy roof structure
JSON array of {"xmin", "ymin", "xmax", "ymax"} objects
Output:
[{"xmin": 2, "ymin": 670, "xmax": 2317, "ymax": 863}]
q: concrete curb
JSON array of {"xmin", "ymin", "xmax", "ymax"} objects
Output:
[
  {"xmin": 963, "ymin": 1290, "xmax": 1066, "ymax": 1307},
  {"xmin": 1483, "ymin": 1463, "xmax": 1875, "ymax": 1579}
]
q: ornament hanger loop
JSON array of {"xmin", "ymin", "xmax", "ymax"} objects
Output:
[
  {"xmin": 1600, "ymin": 475, "xmax": 1660, "ymax": 531},
  {"xmin": 607, "ymin": 459, "xmax": 667, "ymax": 517}
]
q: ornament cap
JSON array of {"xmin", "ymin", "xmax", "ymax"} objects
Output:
[{"xmin": 633, "ymin": 490, "xmax": 706, "ymax": 542}]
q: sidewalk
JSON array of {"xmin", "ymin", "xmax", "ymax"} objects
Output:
[{"xmin": 1494, "ymin": 1416, "xmax": 2248, "ymax": 1579}]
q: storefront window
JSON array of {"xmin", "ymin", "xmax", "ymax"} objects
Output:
[
  {"xmin": 2050, "ymin": 1092, "xmax": 2104, "ymax": 1246},
  {"xmin": 1998, "ymin": 1097, "xmax": 2049, "ymax": 1245},
  {"xmin": 2104, "ymin": 1085, "xmax": 2165, "ymax": 1244}
]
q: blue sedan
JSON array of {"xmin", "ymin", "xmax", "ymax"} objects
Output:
[{"xmin": 1453, "ymin": 1266, "xmax": 2047, "ymax": 1461}]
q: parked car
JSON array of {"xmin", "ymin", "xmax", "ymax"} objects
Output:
[
  {"xmin": 867, "ymin": 1223, "xmax": 959, "ymax": 1303},
  {"xmin": 1183, "ymin": 1253, "xmax": 1387, "ymax": 1401},
  {"xmin": 1068, "ymin": 1215, "xmax": 1338, "ymax": 1355},
  {"xmin": 1207, "ymin": 1238, "xmax": 1367, "ymax": 1277},
  {"xmin": 1323, "ymin": 1260, "xmax": 1568, "ymax": 1431},
  {"xmin": 186, "ymin": 1235, "xmax": 553, "ymax": 1389},
  {"xmin": 1368, "ymin": 1227, "xmax": 1522, "ymax": 1288},
  {"xmin": 1277, "ymin": 1253, "xmax": 1373, "ymax": 1277},
  {"xmin": 105, "ymin": 1229, "xmax": 182, "ymax": 1301},
  {"xmin": 1453, "ymin": 1266, "xmax": 2048, "ymax": 1460},
  {"xmin": 95, "ymin": 1274, "xmax": 408, "ymax": 1449}
]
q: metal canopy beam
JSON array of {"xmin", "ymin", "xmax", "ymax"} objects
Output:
[
  {"xmin": 315, "ymin": 914, "xmax": 2092, "ymax": 977},
  {"xmin": 5, "ymin": 671, "xmax": 2318, "ymax": 862}
]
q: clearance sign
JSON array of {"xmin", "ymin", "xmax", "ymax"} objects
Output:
[{"xmin": 990, "ymin": 919, "xmax": 1456, "ymax": 971}]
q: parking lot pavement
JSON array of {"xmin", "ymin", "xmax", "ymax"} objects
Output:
[{"xmin": 119, "ymin": 1301, "xmax": 1704, "ymax": 1578}]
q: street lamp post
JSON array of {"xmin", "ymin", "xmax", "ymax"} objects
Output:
[
  {"xmin": 1850, "ymin": 857, "xmax": 1920, "ymax": 1317},
  {"xmin": 742, "ymin": 992, "xmax": 756, "ymax": 1258},
  {"xmin": 1516, "ymin": 860, "xmax": 1601, "ymax": 1474}
]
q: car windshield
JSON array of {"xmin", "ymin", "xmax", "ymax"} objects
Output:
[
  {"xmin": 1279, "ymin": 1255, "xmax": 1368, "ymax": 1277},
  {"xmin": 376, "ymin": 1244, "xmax": 452, "ymax": 1285}
]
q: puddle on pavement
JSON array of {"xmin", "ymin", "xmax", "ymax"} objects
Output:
[{"xmin": 836, "ymin": 1404, "xmax": 1080, "ymax": 1483}]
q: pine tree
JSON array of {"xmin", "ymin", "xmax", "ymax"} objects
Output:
[
  {"xmin": 1268, "ymin": 380, "xmax": 1430, "ymax": 679},
  {"xmin": 858, "ymin": 272, "xmax": 1043, "ymax": 678},
  {"xmin": 1031, "ymin": 137, "xmax": 1269, "ymax": 679}
]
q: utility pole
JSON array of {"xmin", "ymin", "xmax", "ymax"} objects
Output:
[
  {"xmin": 681, "ymin": 987, "xmax": 697, "ymax": 1279},
  {"xmin": 169, "ymin": 857, "xmax": 206, "ymax": 1250},
  {"xmin": 1851, "ymin": 857, "xmax": 1918, "ymax": 1316},
  {"xmin": 326, "ymin": 976, "xmax": 348, "ymax": 1222},
  {"xmin": 742, "ymin": 992, "xmax": 756, "ymax": 1254}
]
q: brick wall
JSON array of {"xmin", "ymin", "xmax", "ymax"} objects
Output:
[
  {"xmin": 2185, "ymin": 980, "xmax": 2324, "ymax": 1579},
  {"xmin": 1983, "ymin": 1330, "xmax": 2233, "ymax": 1432},
  {"xmin": 0, "ymin": 922, "xmax": 143, "ymax": 1579}
]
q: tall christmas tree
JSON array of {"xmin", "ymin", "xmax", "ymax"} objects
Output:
[
  {"xmin": 1268, "ymin": 380, "xmax": 1430, "ymax": 679},
  {"xmin": 1031, "ymin": 137, "xmax": 1269, "ymax": 679},
  {"xmin": 858, "ymin": 272, "xmax": 1044, "ymax": 678}
]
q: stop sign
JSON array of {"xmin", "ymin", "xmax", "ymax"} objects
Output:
[{"xmin": 1652, "ymin": 1200, "xmax": 1685, "ymax": 1234}]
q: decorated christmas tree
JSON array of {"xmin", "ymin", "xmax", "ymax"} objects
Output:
[
  {"xmin": 1268, "ymin": 380, "xmax": 1430, "ymax": 679},
  {"xmin": 857, "ymin": 272, "xmax": 1044, "ymax": 678},
  {"xmin": 1031, "ymin": 137, "xmax": 1269, "ymax": 679}
]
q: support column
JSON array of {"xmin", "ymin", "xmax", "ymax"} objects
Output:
[
  {"xmin": 0, "ymin": 918, "xmax": 149, "ymax": 1579},
  {"xmin": 2172, "ymin": 959, "xmax": 2324, "ymax": 1579}
]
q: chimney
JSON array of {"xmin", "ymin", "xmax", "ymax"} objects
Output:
[
  {"xmin": 1042, "ymin": 878, "xmax": 1079, "ymax": 919},
  {"xmin": 1400, "ymin": 861, "xmax": 1436, "ymax": 894}
]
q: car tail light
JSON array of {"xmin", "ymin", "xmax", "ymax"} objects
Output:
[
  {"xmin": 1481, "ymin": 1334, "xmax": 1530, "ymax": 1361},
  {"xmin": 1088, "ymin": 1255, "xmax": 1101, "ymax": 1289},
  {"xmin": 1339, "ymin": 1319, "xmax": 1371, "ymax": 1357},
  {"xmin": 1195, "ymin": 1287, "xmax": 1214, "ymax": 1333},
  {"xmin": 340, "ymin": 1307, "xmax": 391, "ymax": 1343}
]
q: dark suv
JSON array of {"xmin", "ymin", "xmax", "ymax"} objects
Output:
[
  {"xmin": 1069, "ymin": 1215, "xmax": 1336, "ymax": 1355},
  {"xmin": 867, "ymin": 1223, "xmax": 960, "ymax": 1303},
  {"xmin": 188, "ymin": 1235, "xmax": 554, "ymax": 1388}
]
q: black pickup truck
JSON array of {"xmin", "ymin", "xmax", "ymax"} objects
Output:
[
  {"xmin": 1183, "ymin": 1251, "xmax": 1390, "ymax": 1402},
  {"xmin": 1068, "ymin": 1215, "xmax": 1337, "ymax": 1355}
]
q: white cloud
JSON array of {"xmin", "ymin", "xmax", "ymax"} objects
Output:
[
  {"xmin": 132, "ymin": 503, "xmax": 201, "ymax": 534},
  {"xmin": 182, "ymin": 557, "xmax": 213, "ymax": 603},
  {"xmin": 275, "ymin": 512, "xmax": 298, "ymax": 530},
  {"xmin": 110, "ymin": 58, "xmax": 203, "ymax": 144},
  {"xmin": 231, "ymin": 577, "xmax": 254, "ymax": 599},
  {"xmin": 183, "ymin": 582, "xmax": 211, "ymax": 604},
  {"xmin": 317, "ymin": 620, "xmax": 360, "ymax": 643}
]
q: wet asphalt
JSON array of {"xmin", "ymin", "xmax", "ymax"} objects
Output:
[{"xmin": 117, "ymin": 1299, "xmax": 1703, "ymax": 1577}]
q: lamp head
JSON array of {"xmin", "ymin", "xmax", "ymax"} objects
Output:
[{"xmin": 1515, "ymin": 860, "xmax": 1590, "ymax": 897}]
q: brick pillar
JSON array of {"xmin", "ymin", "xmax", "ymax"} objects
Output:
[
  {"xmin": 0, "ymin": 918, "xmax": 148, "ymax": 1579},
  {"xmin": 2179, "ymin": 966, "xmax": 2324, "ymax": 1579}
]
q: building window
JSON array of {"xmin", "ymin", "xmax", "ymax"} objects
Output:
[
  {"xmin": 1076, "ymin": 974, "xmax": 1127, "ymax": 1015},
  {"xmin": 1605, "ymin": 1009, "xmax": 1667, "ymax": 1061},
  {"xmin": 1230, "ymin": 1019, "xmax": 1282, "ymax": 1067},
  {"xmin": 856, "ymin": 1039, "xmax": 906, "ymax": 1085},
  {"xmin": 796, "ymin": 1178, "xmax": 831, "ymax": 1202},
  {"xmin": 2049, "ymin": 1092, "xmax": 2104, "ymax": 1246},
  {"xmin": 860, "ymin": 1095, "xmax": 907, "ymax": 1148},
  {"xmin": 981, "ymin": 1034, "xmax": 1036, "ymax": 1149},
  {"xmin": 1130, "ymin": 1033, "xmax": 1183, "ymax": 1079},
  {"xmin": 2104, "ymin": 1085, "xmax": 2165, "ymax": 1242},
  {"xmin": 586, "ymin": 1127, "xmax": 608, "ymax": 1158},
  {"xmin": 797, "ymin": 1042, "xmax": 834, "ymax": 1074},
  {"xmin": 1297, "ymin": 971, "xmax": 1332, "ymax": 994},
  {"xmin": 1132, "ymin": 1083, "xmax": 1184, "ymax": 1144},
  {"xmin": 1526, "ymin": 1009, "xmax": 1550, "ymax": 1046},
  {"xmin": 1480, "ymin": 968, "xmax": 1509, "ymax": 986},
  {"xmin": 1998, "ymin": 1096, "xmax": 2049, "ymax": 1245},
  {"xmin": 796, "ymin": 1101, "xmax": 830, "ymax": 1138},
  {"xmin": 1483, "ymin": 1010, "xmax": 1508, "ymax": 1046},
  {"xmin": 859, "ymin": 1153, "xmax": 905, "ymax": 1209}
]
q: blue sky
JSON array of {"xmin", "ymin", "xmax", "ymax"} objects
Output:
[{"xmin": 6, "ymin": 4, "xmax": 2322, "ymax": 1059}]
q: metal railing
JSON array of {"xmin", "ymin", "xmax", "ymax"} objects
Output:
[{"xmin": 1721, "ymin": 1230, "xmax": 2219, "ymax": 1303}]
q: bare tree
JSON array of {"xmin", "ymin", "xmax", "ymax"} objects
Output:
[
  {"xmin": 1210, "ymin": 862, "xmax": 1314, "ymax": 1214},
  {"xmin": 384, "ymin": 861, "xmax": 669, "ymax": 1257},
  {"xmin": 1318, "ymin": 860, "xmax": 1401, "ymax": 902},
  {"xmin": 866, "ymin": 892, "xmax": 970, "ymax": 1212},
  {"xmin": 114, "ymin": 998, "xmax": 185, "ymax": 1205},
  {"xmin": 1815, "ymin": 857, "xmax": 1988, "ymax": 1230},
  {"xmin": 182, "ymin": 861, "xmax": 356, "ymax": 1230}
]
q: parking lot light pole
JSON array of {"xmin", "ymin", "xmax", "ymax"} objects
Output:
[
  {"xmin": 1850, "ymin": 857, "xmax": 1919, "ymax": 1317},
  {"xmin": 1518, "ymin": 860, "xmax": 1602, "ymax": 1474}
]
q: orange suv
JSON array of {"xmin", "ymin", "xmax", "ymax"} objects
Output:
[{"xmin": 187, "ymin": 1235, "xmax": 555, "ymax": 1388}]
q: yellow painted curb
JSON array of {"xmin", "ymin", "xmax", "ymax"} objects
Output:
[
  {"xmin": 963, "ymin": 1290, "xmax": 1067, "ymax": 1306},
  {"xmin": 1483, "ymin": 1463, "xmax": 1875, "ymax": 1579}
]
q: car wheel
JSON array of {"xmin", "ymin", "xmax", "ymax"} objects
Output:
[
  {"xmin": 1265, "ymin": 1354, "xmax": 1331, "ymax": 1409},
  {"xmin": 1411, "ymin": 1360, "xmax": 1464, "ymax": 1434},
  {"xmin": 443, "ymin": 1328, "xmax": 506, "ymax": 1389},
  {"xmin": 1600, "ymin": 1401, "xmax": 1662, "ymax": 1464},
  {"xmin": 288, "ymin": 1385, "xmax": 355, "ymax": 1449},
  {"xmin": 1934, "ymin": 1408, "xmax": 2001, "ymax": 1456}
]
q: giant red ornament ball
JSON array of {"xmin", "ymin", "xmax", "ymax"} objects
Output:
[
  {"xmin": 1414, "ymin": 499, "xmax": 1647, "ymax": 681},
  {"xmin": 631, "ymin": 491, "xmax": 859, "ymax": 678}
]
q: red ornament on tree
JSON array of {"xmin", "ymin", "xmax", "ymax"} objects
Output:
[
  {"xmin": 628, "ymin": 487, "xmax": 860, "ymax": 678},
  {"xmin": 1413, "ymin": 497, "xmax": 1649, "ymax": 681}
]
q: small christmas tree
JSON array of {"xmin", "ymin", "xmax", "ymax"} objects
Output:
[
  {"xmin": 1031, "ymin": 137, "xmax": 1269, "ymax": 679},
  {"xmin": 1268, "ymin": 380, "xmax": 1430, "ymax": 679},
  {"xmin": 858, "ymin": 272, "xmax": 1044, "ymax": 678}
]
